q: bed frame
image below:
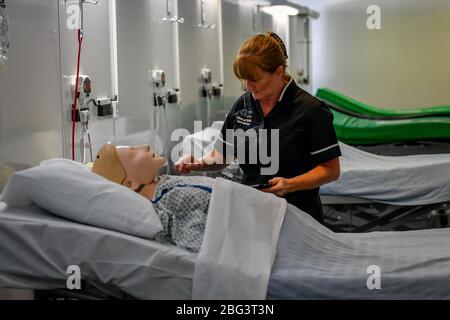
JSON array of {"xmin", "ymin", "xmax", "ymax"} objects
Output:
[{"xmin": 321, "ymin": 195, "xmax": 450, "ymax": 233}]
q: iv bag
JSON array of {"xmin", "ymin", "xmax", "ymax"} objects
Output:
[{"xmin": 0, "ymin": 5, "xmax": 9, "ymax": 70}]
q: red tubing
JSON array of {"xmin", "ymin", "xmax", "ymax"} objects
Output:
[{"xmin": 72, "ymin": 29, "xmax": 83, "ymax": 160}]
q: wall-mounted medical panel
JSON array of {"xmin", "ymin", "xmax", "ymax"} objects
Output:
[
  {"xmin": 115, "ymin": 0, "xmax": 180, "ymax": 159},
  {"xmin": 221, "ymin": 0, "xmax": 255, "ymax": 106},
  {"xmin": 221, "ymin": 1, "xmax": 275, "ymax": 115},
  {"xmin": 289, "ymin": 15, "xmax": 312, "ymax": 93},
  {"xmin": 147, "ymin": 0, "xmax": 180, "ymax": 156},
  {"xmin": 177, "ymin": 0, "xmax": 223, "ymax": 131},
  {"xmin": 58, "ymin": 0, "xmax": 115, "ymax": 162},
  {"xmin": 116, "ymin": 0, "xmax": 152, "ymax": 120},
  {"xmin": 270, "ymin": 14, "xmax": 288, "ymax": 53},
  {"xmin": 148, "ymin": 0, "xmax": 179, "ymax": 94},
  {"xmin": 260, "ymin": 10, "xmax": 273, "ymax": 33},
  {"xmin": 115, "ymin": 0, "xmax": 155, "ymax": 151},
  {"xmin": 0, "ymin": 0, "xmax": 62, "ymax": 187}
]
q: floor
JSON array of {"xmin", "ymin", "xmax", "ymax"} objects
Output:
[{"xmin": 0, "ymin": 289, "xmax": 34, "ymax": 300}]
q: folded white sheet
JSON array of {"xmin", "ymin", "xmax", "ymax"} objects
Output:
[{"xmin": 192, "ymin": 178, "xmax": 286, "ymax": 300}]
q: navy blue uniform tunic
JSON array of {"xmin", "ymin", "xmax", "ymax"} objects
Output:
[{"xmin": 214, "ymin": 79, "xmax": 341, "ymax": 223}]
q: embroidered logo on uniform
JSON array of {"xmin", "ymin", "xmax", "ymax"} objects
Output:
[
  {"xmin": 236, "ymin": 116, "xmax": 252, "ymax": 126},
  {"xmin": 236, "ymin": 108, "xmax": 253, "ymax": 126}
]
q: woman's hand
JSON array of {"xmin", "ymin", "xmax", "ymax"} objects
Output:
[
  {"xmin": 261, "ymin": 177, "xmax": 293, "ymax": 197},
  {"xmin": 174, "ymin": 154, "xmax": 205, "ymax": 174}
]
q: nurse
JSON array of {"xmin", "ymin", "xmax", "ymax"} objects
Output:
[{"xmin": 175, "ymin": 32, "xmax": 341, "ymax": 224}]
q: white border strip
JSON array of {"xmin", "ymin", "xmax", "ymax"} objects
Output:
[
  {"xmin": 310, "ymin": 143, "xmax": 339, "ymax": 155},
  {"xmin": 108, "ymin": 0, "xmax": 119, "ymax": 143},
  {"xmin": 218, "ymin": 136, "xmax": 234, "ymax": 147},
  {"xmin": 279, "ymin": 77, "xmax": 294, "ymax": 101}
]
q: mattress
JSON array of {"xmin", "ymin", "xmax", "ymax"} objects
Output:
[
  {"xmin": 1, "ymin": 202, "xmax": 450, "ymax": 299},
  {"xmin": 316, "ymin": 88, "xmax": 450, "ymax": 144},
  {"xmin": 317, "ymin": 88, "xmax": 450, "ymax": 118}
]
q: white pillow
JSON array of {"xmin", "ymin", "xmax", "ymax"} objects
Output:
[{"xmin": 1, "ymin": 158, "xmax": 162, "ymax": 239}]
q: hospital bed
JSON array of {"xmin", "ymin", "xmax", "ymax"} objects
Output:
[
  {"xmin": 1, "ymin": 196, "xmax": 450, "ymax": 300},
  {"xmin": 1, "ymin": 133, "xmax": 450, "ymax": 299},
  {"xmin": 0, "ymin": 161, "xmax": 450, "ymax": 299},
  {"xmin": 316, "ymin": 87, "xmax": 450, "ymax": 145},
  {"xmin": 321, "ymin": 195, "xmax": 449, "ymax": 233},
  {"xmin": 355, "ymin": 140, "xmax": 450, "ymax": 157},
  {"xmin": 320, "ymin": 142, "xmax": 450, "ymax": 232}
]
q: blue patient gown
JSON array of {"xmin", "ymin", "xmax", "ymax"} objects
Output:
[{"xmin": 151, "ymin": 175, "xmax": 214, "ymax": 252}]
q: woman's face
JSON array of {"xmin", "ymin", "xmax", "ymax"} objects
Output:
[
  {"xmin": 115, "ymin": 145, "xmax": 166, "ymax": 186},
  {"xmin": 243, "ymin": 66, "xmax": 284, "ymax": 101}
]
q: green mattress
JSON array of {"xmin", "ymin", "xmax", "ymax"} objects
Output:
[{"xmin": 316, "ymin": 88, "xmax": 450, "ymax": 145}]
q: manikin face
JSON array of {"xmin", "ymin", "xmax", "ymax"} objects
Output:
[
  {"xmin": 243, "ymin": 66, "xmax": 284, "ymax": 101},
  {"xmin": 115, "ymin": 145, "xmax": 166, "ymax": 188}
]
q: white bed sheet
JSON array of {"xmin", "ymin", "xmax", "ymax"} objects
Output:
[
  {"xmin": 321, "ymin": 142, "xmax": 450, "ymax": 205},
  {"xmin": 0, "ymin": 202, "xmax": 196, "ymax": 299}
]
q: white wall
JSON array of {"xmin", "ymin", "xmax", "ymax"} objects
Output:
[
  {"xmin": 0, "ymin": 0, "xmax": 62, "ymax": 168},
  {"xmin": 298, "ymin": 0, "xmax": 450, "ymax": 109}
]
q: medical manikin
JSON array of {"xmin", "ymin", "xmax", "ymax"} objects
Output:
[{"xmin": 92, "ymin": 143, "xmax": 214, "ymax": 252}]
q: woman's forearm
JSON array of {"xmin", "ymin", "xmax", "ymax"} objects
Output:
[
  {"xmin": 195, "ymin": 149, "xmax": 229, "ymax": 172},
  {"xmin": 286, "ymin": 158, "xmax": 340, "ymax": 193}
]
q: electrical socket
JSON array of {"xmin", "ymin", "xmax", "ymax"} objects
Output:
[
  {"xmin": 96, "ymin": 97, "xmax": 112, "ymax": 106},
  {"xmin": 96, "ymin": 97, "xmax": 113, "ymax": 117}
]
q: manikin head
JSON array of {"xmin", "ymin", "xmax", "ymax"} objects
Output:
[{"xmin": 92, "ymin": 143, "xmax": 166, "ymax": 191}]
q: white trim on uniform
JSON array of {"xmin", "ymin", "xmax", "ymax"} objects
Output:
[
  {"xmin": 218, "ymin": 136, "xmax": 234, "ymax": 147},
  {"xmin": 310, "ymin": 143, "xmax": 339, "ymax": 155},
  {"xmin": 279, "ymin": 78, "xmax": 294, "ymax": 102}
]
